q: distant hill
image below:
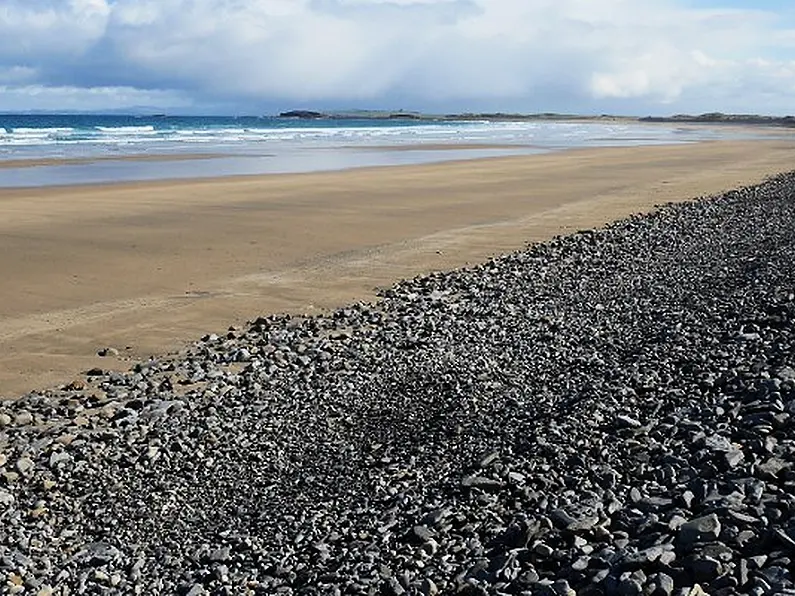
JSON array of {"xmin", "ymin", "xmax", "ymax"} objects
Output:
[
  {"xmin": 640, "ymin": 113, "xmax": 795, "ymax": 127},
  {"xmin": 277, "ymin": 109, "xmax": 795, "ymax": 127},
  {"xmin": 277, "ymin": 109, "xmax": 633, "ymax": 122}
]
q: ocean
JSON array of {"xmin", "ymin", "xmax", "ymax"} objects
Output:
[{"xmin": 0, "ymin": 114, "xmax": 768, "ymax": 187}]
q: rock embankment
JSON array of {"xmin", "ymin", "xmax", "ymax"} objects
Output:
[{"xmin": 1, "ymin": 174, "xmax": 795, "ymax": 595}]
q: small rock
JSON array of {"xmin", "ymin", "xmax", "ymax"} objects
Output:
[
  {"xmin": 478, "ymin": 451, "xmax": 500, "ymax": 468},
  {"xmin": 653, "ymin": 572, "xmax": 675, "ymax": 596},
  {"xmin": 207, "ymin": 547, "xmax": 230, "ymax": 562},
  {"xmin": 461, "ymin": 475, "xmax": 503, "ymax": 491},
  {"xmin": 73, "ymin": 542, "xmax": 122, "ymax": 566},
  {"xmin": 687, "ymin": 556, "xmax": 723, "ymax": 582},
  {"xmin": 534, "ymin": 542, "xmax": 554, "ymax": 557},
  {"xmin": 758, "ymin": 457, "xmax": 789, "ymax": 480},
  {"xmin": 14, "ymin": 411, "xmax": 32, "ymax": 425},
  {"xmin": 776, "ymin": 366, "xmax": 795, "ymax": 381},
  {"xmin": 724, "ymin": 449, "xmax": 744, "ymax": 468},
  {"xmin": 617, "ymin": 415, "xmax": 642, "ymax": 428},
  {"xmin": 552, "ymin": 579, "xmax": 575, "ymax": 596},
  {"xmin": 411, "ymin": 525, "xmax": 435, "ymax": 543},
  {"xmin": 48, "ymin": 451, "xmax": 71, "ymax": 469},
  {"xmin": 572, "ymin": 556, "xmax": 590, "ymax": 571},
  {"xmin": 15, "ymin": 457, "xmax": 34, "ymax": 476},
  {"xmin": 419, "ymin": 578, "xmax": 438, "ymax": 596},
  {"xmin": 704, "ymin": 434, "xmax": 732, "ymax": 452},
  {"xmin": 679, "ymin": 514, "xmax": 721, "ymax": 545}
]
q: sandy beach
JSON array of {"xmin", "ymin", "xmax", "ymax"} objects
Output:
[{"xmin": 1, "ymin": 139, "xmax": 793, "ymax": 397}]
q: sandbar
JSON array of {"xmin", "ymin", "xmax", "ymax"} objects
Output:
[{"xmin": 1, "ymin": 139, "xmax": 794, "ymax": 397}]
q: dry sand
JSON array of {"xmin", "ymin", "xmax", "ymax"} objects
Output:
[{"xmin": 1, "ymin": 139, "xmax": 794, "ymax": 398}]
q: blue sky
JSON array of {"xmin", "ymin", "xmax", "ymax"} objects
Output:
[{"xmin": 1, "ymin": 0, "xmax": 795, "ymax": 115}]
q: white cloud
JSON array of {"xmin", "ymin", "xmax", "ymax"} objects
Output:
[
  {"xmin": 0, "ymin": 85, "xmax": 192, "ymax": 113},
  {"xmin": 0, "ymin": 0, "xmax": 794, "ymax": 113},
  {"xmin": 0, "ymin": 0, "xmax": 109, "ymax": 58}
]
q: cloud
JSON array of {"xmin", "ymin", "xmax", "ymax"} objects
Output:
[
  {"xmin": 0, "ymin": 0, "xmax": 794, "ymax": 113},
  {"xmin": 0, "ymin": 85, "xmax": 192, "ymax": 113},
  {"xmin": 0, "ymin": 0, "xmax": 109, "ymax": 59}
]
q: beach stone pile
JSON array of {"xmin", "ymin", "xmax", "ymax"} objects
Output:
[{"xmin": 1, "ymin": 173, "xmax": 795, "ymax": 595}]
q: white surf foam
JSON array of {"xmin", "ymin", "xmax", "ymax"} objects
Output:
[
  {"xmin": 95, "ymin": 125, "xmax": 156, "ymax": 133},
  {"xmin": 12, "ymin": 127, "xmax": 75, "ymax": 134}
]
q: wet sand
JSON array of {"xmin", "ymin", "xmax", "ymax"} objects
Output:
[
  {"xmin": 349, "ymin": 143, "xmax": 541, "ymax": 151},
  {"xmin": 1, "ymin": 139, "xmax": 794, "ymax": 397},
  {"xmin": 0, "ymin": 153, "xmax": 225, "ymax": 170}
]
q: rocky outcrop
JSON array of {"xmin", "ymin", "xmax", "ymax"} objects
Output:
[{"xmin": 278, "ymin": 110, "xmax": 325, "ymax": 119}]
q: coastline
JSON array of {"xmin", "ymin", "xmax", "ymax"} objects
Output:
[
  {"xmin": 0, "ymin": 145, "xmax": 535, "ymax": 171},
  {"xmin": 1, "ymin": 138, "xmax": 794, "ymax": 398},
  {"xmin": 0, "ymin": 119, "xmax": 790, "ymax": 189},
  {"xmin": 0, "ymin": 152, "xmax": 225, "ymax": 170}
]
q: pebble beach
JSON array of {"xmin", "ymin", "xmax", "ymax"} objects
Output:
[{"xmin": 1, "ymin": 164, "xmax": 795, "ymax": 594}]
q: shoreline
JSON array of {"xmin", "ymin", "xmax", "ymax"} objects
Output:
[
  {"xmin": 0, "ymin": 145, "xmax": 541, "ymax": 189},
  {"xmin": 346, "ymin": 142, "xmax": 543, "ymax": 152},
  {"xmin": 0, "ymin": 145, "xmax": 533, "ymax": 172},
  {"xmin": 0, "ymin": 152, "xmax": 227, "ymax": 170},
  {"xmin": 1, "ymin": 139, "xmax": 794, "ymax": 398},
  {"xmin": 0, "ymin": 137, "xmax": 760, "ymax": 193},
  {"xmin": 0, "ymin": 119, "xmax": 790, "ymax": 189}
]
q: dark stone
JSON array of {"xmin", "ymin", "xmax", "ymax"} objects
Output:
[
  {"xmin": 679, "ymin": 514, "xmax": 721, "ymax": 545},
  {"xmin": 461, "ymin": 475, "xmax": 503, "ymax": 491}
]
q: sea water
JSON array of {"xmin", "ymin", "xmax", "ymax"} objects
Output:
[{"xmin": 0, "ymin": 114, "xmax": 770, "ymax": 187}]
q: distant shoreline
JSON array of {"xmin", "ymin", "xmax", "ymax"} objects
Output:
[
  {"xmin": 3, "ymin": 110, "xmax": 794, "ymax": 128},
  {"xmin": 0, "ymin": 114, "xmax": 789, "ymax": 188},
  {"xmin": 279, "ymin": 109, "xmax": 795, "ymax": 127}
]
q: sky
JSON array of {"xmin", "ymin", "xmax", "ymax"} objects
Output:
[{"xmin": 1, "ymin": 0, "xmax": 794, "ymax": 115}]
